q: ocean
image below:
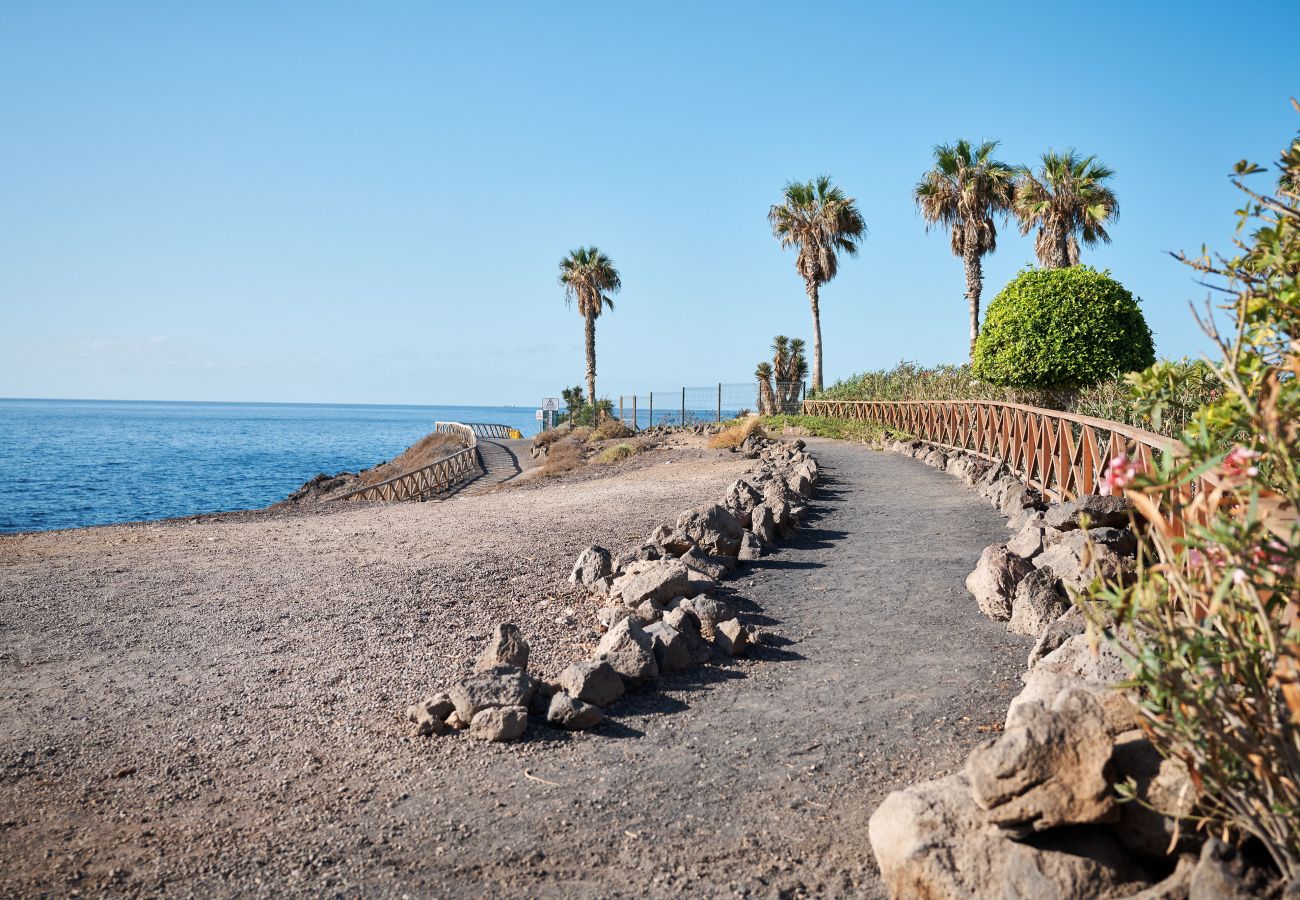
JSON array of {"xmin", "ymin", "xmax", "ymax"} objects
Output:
[{"xmin": 0, "ymin": 398, "xmax": 541, "ymax": 533}]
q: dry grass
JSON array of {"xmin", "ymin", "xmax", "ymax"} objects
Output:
[
  {"xmin": 357, "ymin": 432, "xmax": 464, "ymax": 487},
  {"xmin": 593, "ymin": 442, "xmax": 639, "ymax": 465},
  {"xmin": 592, "ymin": 418, "xmax": 635, "ymax": 441},
  {"xmin": 540, "ymin": 440, "xmax": 585, "ymax": 476},
  {"xmin": 707, "ymin": 418, "xmax": 766, "ymax": 450}
]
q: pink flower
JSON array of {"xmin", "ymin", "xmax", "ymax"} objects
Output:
[
  {"xmin": 1232, "ymin": 568, "xmax": 1248, "ymax": 586},
  {"xmin": 1101, "ymin": 453, "xmax": 1139, "ymax": 496},
  {"xmin": 1188, "ymin": 548, "xmax": 1205, "ymax": 566},
  {"xmin": 1223, "ymin": 446, "xmax": 1262, "ymax": 479}
]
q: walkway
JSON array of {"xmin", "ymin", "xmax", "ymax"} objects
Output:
[{"xmin": 368, "ymin": 439, "xmax": 1034, "ymax": 896}]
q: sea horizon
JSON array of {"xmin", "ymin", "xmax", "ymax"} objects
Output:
[{"xmin": 0, "ymin": 397, "xmax": 543, "ymax": 534}]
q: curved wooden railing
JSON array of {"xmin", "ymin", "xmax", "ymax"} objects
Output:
[
  {"xmin": 802, "ymin": 398, "xmax": 1182, "ymax": 503},
  {"xmin": 463, "ymin": 422, "xmax": 522, "ymax": 439},
  {"xmin": 333, "ymin": 421, "xmax": 486, "ymax": 503}
]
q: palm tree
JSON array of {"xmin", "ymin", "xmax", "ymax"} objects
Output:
[
  {"xmin": 1014, "ymin": 150, "xmax": 1119, "ymax": 269},
  {"xmin": 914, "ymin": 139, "xmax": 1017, "ymax": 357},
  {"xmin": 769, "ymin": 176, "xmax": 866, "ymax": 392},
  {"xmin": 558, "ymin": 246, "xmax": 621, "ymax": 409}
]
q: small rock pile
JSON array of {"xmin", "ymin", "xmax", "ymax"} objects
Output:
[
  {"xmin": 870, "ymin": 439, "xmax": 1281, "ymax": 896},
  {"xmin": 405, "ymin": 437, "xmax": 820, "ymax": 742}
]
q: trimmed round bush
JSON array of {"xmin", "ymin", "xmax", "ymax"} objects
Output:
[{"xmin": 973, "ymin": 266, "xmax": 1155, "ymax": 389}]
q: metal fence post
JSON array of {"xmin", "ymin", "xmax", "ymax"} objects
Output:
[
  {"xmin": 632, "ymin": 396, "xmax": 637, "ymax": 432},
  {"xmin": 716, "ymin": 383, "xmax": 722, "ymax": 422},
  {"xmin": 649, "ymin": 392, "xmax": 654, "ymax": 429},
  {"xmin": 620, "ymin": 395, "xmax": 624, "ymax": 424},
  {"xmin": 681, "ymin": 387, "xmax": 685, "ymax": 426}
]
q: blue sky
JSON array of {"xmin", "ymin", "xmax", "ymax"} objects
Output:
[{"xmin": 1, "ymin": 1, "xmax": 1295, "ymax": 406}]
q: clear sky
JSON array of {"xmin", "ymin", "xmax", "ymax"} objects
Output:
[{"xmin": 1, "ymin": 1, "xmax": 1295, "ymax": 406}]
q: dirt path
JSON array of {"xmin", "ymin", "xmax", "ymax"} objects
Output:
[{"xmin": 1, "ymin": 438, "xmax": 1030, "ymax": 897}]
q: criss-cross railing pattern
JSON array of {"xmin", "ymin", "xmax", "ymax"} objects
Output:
[
  {"xmin": 333, "ymin": 421, "xmax": 486, "ymax": 503},
  {"xmin": 464, "ymin": 423, "xmax": 517, "ymax": 439},
  {"xmin": 803, "ymin": 399, "xmax": 1178, "ymax": 503}
]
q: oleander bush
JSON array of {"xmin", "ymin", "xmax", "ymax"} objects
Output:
[
  {"xmin": 972, "ymin": 265, "xmax": 1155, "ymax": 389},
  {"xmin": 1095, "ymin": 113, "xmax": 1300, "ymax": 880}
]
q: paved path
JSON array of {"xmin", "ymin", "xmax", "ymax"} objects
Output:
[{"xmin": 368, "ymin": 439, "xmax": 1034, "ymax": 896}]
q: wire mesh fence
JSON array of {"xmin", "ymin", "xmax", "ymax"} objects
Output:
[{"xmin": 614, "ymin": 382, "xmax": 806, "ymax": 430}]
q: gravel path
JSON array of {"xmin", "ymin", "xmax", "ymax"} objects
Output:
[{"xmin": 0, "ymin": 437, "xmax": 1030, "ymax": 897}]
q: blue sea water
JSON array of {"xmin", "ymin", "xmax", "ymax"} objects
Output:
[{"xmin": 0, "ymin": 398, "xmax": 540, "ymax": 533}]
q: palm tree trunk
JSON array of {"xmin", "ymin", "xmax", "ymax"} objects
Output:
[
  {"xmin": 963, "ymin": 247, "xmax": 983, "ymax": 359},
  {"xmin": 584, "ymin": 310, "xmax": 597, "ymax": 416},
  {"xmin": 806, "ymin": 280, "xmax": 823, "ymax": 392}
]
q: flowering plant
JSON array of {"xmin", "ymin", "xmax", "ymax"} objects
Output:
[{"xmin": 1095, "ymin": 106, "xmax": 1300, "ymax": 878}]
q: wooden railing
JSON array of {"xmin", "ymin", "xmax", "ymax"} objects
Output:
[
  {"xmin": 463, "ymin": 423, "xmax": 520, "ymax": 439},
  {"xmin": 333, "ymin": 421, "xmax": 484, "ymax": 503},
  {"xmin": 802, "ymin": 398, "xmax": 1182, "ymax": 504}
]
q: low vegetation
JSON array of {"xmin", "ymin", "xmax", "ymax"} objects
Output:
[
  {"xmin": 539, "ymin": 440, "xmax": 585, "ymax": 476},
  {"xmin": 592, "ymin": 442, "xmax": 640, "ymax": 464},
  {"xmin": 817, "ymin": 358, "xmax": 1219, "ymax": 441},
  {"xmin": 761, "ymin": 414, "xmax": 885, "ymax": 444},
  {"xmin": 707, "ymin": 418, "xmax": 767, "ymax": 450}
]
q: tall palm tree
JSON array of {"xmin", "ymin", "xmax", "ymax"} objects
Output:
[
  {"xmin": 1014, "ymin": 150, "xmax": 1119, "ymax": 269},
  {"xmin": 914, "ymin": 139, "xmax": 1017, "ymax": 357},
  {"xmin": 558, "ymin": 246, "xmax": 621, "ymax": 408},
  {"xmin": 769, "ymin": 176, "xmax": 866, "ymax": 392}
]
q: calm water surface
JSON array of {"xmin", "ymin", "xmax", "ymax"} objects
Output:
[{"xmin": 0, "ymin": 399, "xmax": 539, "ymax": 533}]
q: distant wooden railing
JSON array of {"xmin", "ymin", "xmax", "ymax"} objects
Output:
[
  {"xmin": 332, "ymin": 421, "xmax": 491, "ymax": 503},
  {"xmin": 803, "ymin": 398, "xmax": 1183, "ymax": 502},
  {"xmin": 463, "ymin": 423, "xmax": 520, "ymax": 439}
]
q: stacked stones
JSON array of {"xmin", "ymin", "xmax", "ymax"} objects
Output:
[
  {"xmin": 406, "ymin": 436, "xmax": 820, "ymax": 743},
  {"xmin": 867, "ymin": 439, "xmax": 1260, "ymax": 896}
]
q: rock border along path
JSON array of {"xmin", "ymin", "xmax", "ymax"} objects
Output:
[{"xmin": 386, "ymin": 438, "xmax": 1033, "ymax": 896}]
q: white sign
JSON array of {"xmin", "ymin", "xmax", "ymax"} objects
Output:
[
  {"xmin": 541, "ymin": 397, "xmax": 560, "ymax": 412},
  {"xmin": 535, "ymin": 409, "xmax": 544, "ymax": 420}
]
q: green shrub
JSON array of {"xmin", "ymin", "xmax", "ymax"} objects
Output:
[
  {"xmin": 593, "ymin": 442, "xmax": 639, "ymax": 464},
  {"xmin": 591, "ymin": 418, "xmax": 634, "ymax": 441},
  {"xmin": 762, "ymin": 414, "xmax": 885, "ymax": 444},
  {"xmin": 972, "ymin": 266, "xmax": 1155, "ymax": 389}
]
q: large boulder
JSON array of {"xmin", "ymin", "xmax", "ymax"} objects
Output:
[
  {"xmin": 751, "ymin": 503, "xmax": 778, "ymax": 546},
  {"xmin": 545, "ymin": 692, "xmax": 604, "ymax": 731},
  {"xmin": 1043, "ymin": 495, "xmax": 1132, "ymax": 531},
  {"xmin": 1000, "ymin": 481, "xmax": 1042, "ymax": 517},
  {"xmin": 1035, "ymin": 530, "xmax": 1135, "ymax": 593},
  {"xmin": 610, "ymin": 559, "xmax": 693, "ymax": 607},
  {"xmin": 1010, "ymin": 634, "xmax": 1138, "ymax": 736},
  {"xmin": 1028, "ymin": 604, "xmax": 1088, "ymax": 668},
  {"xmin": 722, "ymin": 479, "xmax": 764, "ymax": 527},
  {"xmin": 679, "ymin": 546, "xmax": 735, "ymax": 581},
  {"xmin": 1111, "ymin": 731, "xmax": 1198, "ymax": 858},
  {"xmin": 675, "ymin": 503, "xmax": 747, "ymax": 557},
  {"xmin": 737, "ymin": 532, "xmax": 764, "ymax": 561},
  {"xmin": 966, "ymin": 544, "xmax": 1035, "ymax": 621},
  {"xmin": 869, "ymin": 774, "xmax": 1147, "ymax": 898},
  {"xmin": 448, "ymin": 665, "xmax": 535, "ymax": 723},
  {"xmin": 1006, "ymin": 514, "xmax": 1050, "ymax": 560},
  {"xmin": 644, "ymin": 621, "xmax": 694, "ymax": 672},
  {"xmin": 558, "ymin": 659, "xmax": 625, "ymax": 707},
  {"xmin": 593, "ymin": 618, "xmax": 659, "ymax": 684},
  {"xmin": 474, "ymin": 623, "xmax": 530, "ymax": 672},
  {"xmin": 966, "ymin": 688, "xmax": 1119, "ymax": 832},
  {"xmin": 1008, "ymin": 569, "xmax": 1070, "ymax": 638},
  {"xmin": 684, "ymin": 596, "xmax": 737, "ymax": 640},
  {"xmin": 468, "ymin": 705, "xmax": 528, "ymax": 742},
  {"xmin": 569, "ymin": 545, "xmax": 613, "ymax": 587}
]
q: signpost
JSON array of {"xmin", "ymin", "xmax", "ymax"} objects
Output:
[{"xmin": 540, "ymin": 397, "xmax": 560, "ymax": 430}]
